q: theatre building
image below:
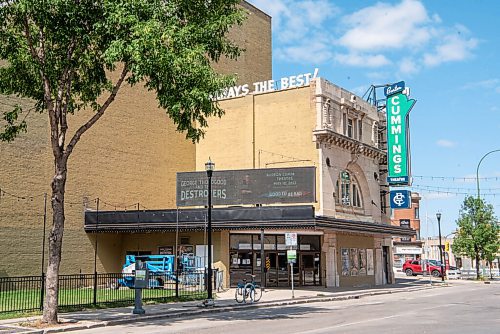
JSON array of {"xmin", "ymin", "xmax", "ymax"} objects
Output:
[{"xmin": 84, "ymin": 77, "xmax": 414, "ymax": 288}]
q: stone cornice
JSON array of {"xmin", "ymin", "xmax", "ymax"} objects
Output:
[{"xmin": 313, "ymin": 129, "xmax": 386, "ymax": 160}]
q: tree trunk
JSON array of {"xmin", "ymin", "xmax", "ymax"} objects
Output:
[
  {"xmin": 475, "ymin": 254, "xmax": 480, "ymax": 280},
  {"xmin": 42, "ymin": 158, "xmax": 67, "ymax": 324}
]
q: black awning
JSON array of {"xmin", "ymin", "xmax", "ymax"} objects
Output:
[
  {"xmin": 84, "ymin": 205, "xmax": 415, "ymax": 237},
  {"xmin": 84, "ymin": 205, "xmax": 316, "ymax": 232},
  {"xmin": 315, "ymin": 216, "xmax": 416, "ymax": 237}
]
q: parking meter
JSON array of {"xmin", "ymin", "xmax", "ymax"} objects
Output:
[
  {"xmin": 134, "ymin": 259, "xmax": 149, "ymax": 289},
  {"xmin": 133, "ymin": 258, "xmax": 149, "ymax": 314}
]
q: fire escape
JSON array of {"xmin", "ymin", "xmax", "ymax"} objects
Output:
[{"xmin": 362, "ymin": 85, "xmax": 390, "ymax": 215}]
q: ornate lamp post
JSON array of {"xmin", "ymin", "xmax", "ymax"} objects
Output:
[
  {"xmin": 204, "ymin": 158, "xmax": 215, "ymax": 306},
  {"xmin": 436, "ymin": 212, "xmax": 445, "ymax": 282}
]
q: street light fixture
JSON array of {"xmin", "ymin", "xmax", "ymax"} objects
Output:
[
  {"xmin": 204, "ymin": 158, "xmax": 215, "ymax": 307},
  {"xmin": 436, "ymin": 212, "xmax": 445, "ymax": 282},
  {"xmin": 476, "ymin": 149, "xmax": 500, "ymax": 199}
]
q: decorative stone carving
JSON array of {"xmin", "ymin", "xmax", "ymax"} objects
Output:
[{"xmin": 322, "ymin": 98, "xmax": 333, "ymax": 129}]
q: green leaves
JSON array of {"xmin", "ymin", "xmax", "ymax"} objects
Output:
[
  {"xmin": 453, "ymin": 196, "xmax": 499, "ymax": 264},
  {"xmin": 0, "ymin": 104, "xmax": 27, "ymax": 142},
  {"xmin": 1, "ymin": 0, "xmax": 244, "ymax": 143}
]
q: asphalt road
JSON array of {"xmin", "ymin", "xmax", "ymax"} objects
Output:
[{"xmin": 73, "ymin": 281, "xmax": 500, "ymax": 334}]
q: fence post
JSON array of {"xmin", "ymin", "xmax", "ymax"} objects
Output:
[
  {"xmin": 39, "ymin": 272, "xmax": 45, "ymax": 310},
  {"xmin": 175, "ymin": 266, "xmax": 179, "ymax": 298},
  {"xmin": 93, "ymin": 271, "xmax": 97, "ymax": 305}
]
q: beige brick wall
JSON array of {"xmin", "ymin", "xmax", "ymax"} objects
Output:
[
  {"xmin": 0, "ymin": 2, "xmax": 271, "ymax": 277},
  {"xmin": 196, "ymin": 87, "xmax": 321, "ymax": 207},
  {"xmin": 212, "ymin": 1, "xmax": 272, "ymax": 86}
]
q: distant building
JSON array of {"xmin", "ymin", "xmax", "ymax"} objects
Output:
[
  {"xmin": 391, "ymin": 192, "xmax": 423, "ymax": 269},
  {"xmin": 422, "ymin": 236, "xmax": 457, "ymax": 267}
]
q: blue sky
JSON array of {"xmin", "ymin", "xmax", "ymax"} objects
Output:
[{"xmin": 248, "ymin": 0, "xmax": 500, "ymax": 237}]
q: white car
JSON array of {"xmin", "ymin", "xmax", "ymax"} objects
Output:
[{"xmin": 446, "ymin": 266, "xmax": 462, "ymax": 279}]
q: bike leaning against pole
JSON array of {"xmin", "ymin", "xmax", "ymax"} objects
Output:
[{"xmin": 235, "ymin": 274, "xmax": 262, "ymax": 303}]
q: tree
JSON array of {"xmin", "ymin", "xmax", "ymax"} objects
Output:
[
  {"xmin": 0, "ymin": 0, "xmax": 244, "ymax": 324},
  {"xmin": 452, "ymin": 196, "xmax": 499, "ymax": 280}
]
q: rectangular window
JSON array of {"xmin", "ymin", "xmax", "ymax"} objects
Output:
[
  {"xmin": 358, "ymin": 119, "xmax": 363, "ymax": 141},
  {"xmin": 343, "ymin": 113, "xmax": 347, "ymax": 135},
  {"xmin": 342, "ymin": 183, "xmax": 350, "ymax": 205},
  {"xmin": 352, "ymin": 184, "xmax": 361, "ymax": 207},
  {"xmin": 381, "ymin": 193, "xmax": 387, "ymax": 214},
  {"xmin": 347, "ymin": 118, "xmax": 353, "ymax": 138},
  {"xmin": 414, "ymin": 207, "xmax": 419, "ymax": 219}
]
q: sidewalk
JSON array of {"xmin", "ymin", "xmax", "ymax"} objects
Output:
[{"xmin": 0, "ymin": 278, "xmax": 447, "ymax": 333}]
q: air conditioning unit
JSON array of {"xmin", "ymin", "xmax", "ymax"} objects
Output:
[
  {"xmin": 340, "ymin": 97, "xmax": 345, "ymax": 104},
  {"xmin": 350, "ymin": 95, "xmax": 356, "ymax": 103}
]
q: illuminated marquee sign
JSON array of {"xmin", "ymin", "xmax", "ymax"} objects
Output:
[
  {"xmin": 215, "ymin": 68, "xmax": 319, "ymax": 100},
  {"xmin": 385, "ymin": 81, "xmax": 416, "ymax": 186}
]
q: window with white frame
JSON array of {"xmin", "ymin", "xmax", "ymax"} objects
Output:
[
  {"xmin": 336, "ymin": 171, "xmax": 362, "ymax": 208},
  {"xmin": 343, "ymin": 112, "xmax": 363, "ymax": 141}
]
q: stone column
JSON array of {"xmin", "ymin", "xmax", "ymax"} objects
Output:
[{"xmin": 322, "ymin": 233, "xmax": 338, "ymax": 287}]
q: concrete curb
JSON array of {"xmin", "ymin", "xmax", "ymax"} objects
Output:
[{"xmin": 32, "ymin": 284, "xmax": 442, "ymax": 333}]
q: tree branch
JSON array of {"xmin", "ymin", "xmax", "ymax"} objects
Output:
[
  {"xmin": 64, "ymin": 65, "xmax": 128, "ymax": 158},
  {"xmin": 56, "ymin": 40, "xmax": 77, "ymax": 150},
  {"xmin": 22, "ymin": 15, "xmax": 42, "ymax": 64}
]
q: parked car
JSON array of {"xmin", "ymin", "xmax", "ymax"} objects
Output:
[
  {"xmin": 402, "ymin": 259, "xmax": 443, "ymax": 277},
  {"xmin": 446, "ymin": 266, "xmax": 462, "ymax": 279}
]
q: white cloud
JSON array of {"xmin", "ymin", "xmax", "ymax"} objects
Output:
[
  {"xmin": 248, "ymin": 0, "xmax": 479, "ymax": 72},
  {"xmin": 338, "ymin": 0, "xmax": 431, "ymax": 52},
  {"xmin": 276, "ymin": 40, "xmax": 333, "ymax": 63},
  {"xmin": 249, "ymin": 0, "xmax": 339, "ymax": 64},
  {"xmin": 461, "ymin": 79, "xmax": 500, "ymax": 94},
  {"xmin": 335, "ymin": 53, "xmax": 390, "ymax": 68},
  {"xmin": 436, "ymin": 139, "xmax": 456, "ymax": 148},
  {"xmin": 249, "ymin": 0, "xmax": 339, "ymax": 42},
  {"xmin": 399, "ymin": 58, "xmax": 419, "ymax": 75},
  {"xmin": 423, "ymin": 32, "xmax": 478, "ymax": 66}
]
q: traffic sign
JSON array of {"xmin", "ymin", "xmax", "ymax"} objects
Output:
[
  {"xmin": 287, "ymin": 250, "xmax": 297, "ymax": 264},
  {"xmin": 285, "ymin": 233, "xmax": 297, "ymax": 247},
  {"xmin": 390, "ymin": 190, "xmax": 411, "ymax": 209}
]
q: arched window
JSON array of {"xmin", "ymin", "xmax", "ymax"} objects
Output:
[{"xmin": 336, "ymin": 171, "xmax": 362, "ymax": 208}]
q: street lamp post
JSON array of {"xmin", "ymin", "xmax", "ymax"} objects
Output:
[
  {"xmin": 436, "ymin": 212, "xmax": 445, "ymax": 282},
  {"xmin": 476, "ymin": 149, "xmax": 500, "ymax": 199},
  {"xmin": 204, "ymin": 158, "xmax": 215, "ymax": 307}
]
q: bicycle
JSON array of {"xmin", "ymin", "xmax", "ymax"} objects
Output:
[{"xmin": 235, "ymin": 274, "xmax": 262, "ymax": 303}]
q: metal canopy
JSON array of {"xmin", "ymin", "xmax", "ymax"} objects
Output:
[{"xmin": 84, "ymin": 205, "xmax": 415, "ymax": 237}]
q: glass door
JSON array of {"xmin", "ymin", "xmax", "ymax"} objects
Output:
[
  {"xmin": 266, "ymin": 252, "xmax": 278, "ymax": 286},
  {"xmin": 300, "ymin": 252, "xmax": 321, "ymax": 286},
  {"xmin": 277, "ymin": 252, "xmax": 289, "ymax": 287}
]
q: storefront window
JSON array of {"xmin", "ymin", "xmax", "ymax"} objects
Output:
[
  {"xmin": 253, "ymin": 234, "xmax": 276, "ymax": 250},
  {"xmin": 230, "ymin": 234, "xmax": 252, "ymax": 250},
  {"xmin": 229, "ymin": 233, "xmax": 322, "ymax": 287},
  {"xmin": 299, "ymin": 235, "xmax": 320, "ymax": 251}
]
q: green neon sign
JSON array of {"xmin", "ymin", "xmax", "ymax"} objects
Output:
[{"xmin": 386, "ymin": 90, "xmax": 416, "ymax": 185}]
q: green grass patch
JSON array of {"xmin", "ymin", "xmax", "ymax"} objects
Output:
[{"xmin": 1, "ymin": 287, "xmax": 207, "ymax": 315}]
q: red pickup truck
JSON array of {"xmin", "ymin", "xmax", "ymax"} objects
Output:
[{"xmin": 402, "ymin": 259, "xmax": 443, "ymax": 277}]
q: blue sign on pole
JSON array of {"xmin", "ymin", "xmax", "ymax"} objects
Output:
[{"xmin": 390, "ymin": 190, "xmax": 411, "ymax": 209}]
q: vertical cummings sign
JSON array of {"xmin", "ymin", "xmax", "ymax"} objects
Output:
[
  {"xmin": 176, "ymin": 167, "xmax": 316, "ymax": 207},
  {"xmin": 385, "ymin": 81, "xmax": 416, "ymax": 186}
]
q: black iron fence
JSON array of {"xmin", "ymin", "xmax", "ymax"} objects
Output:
[{"xmin": 0, "ymin": 270, "xmax": 222, "ymax": 314}]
